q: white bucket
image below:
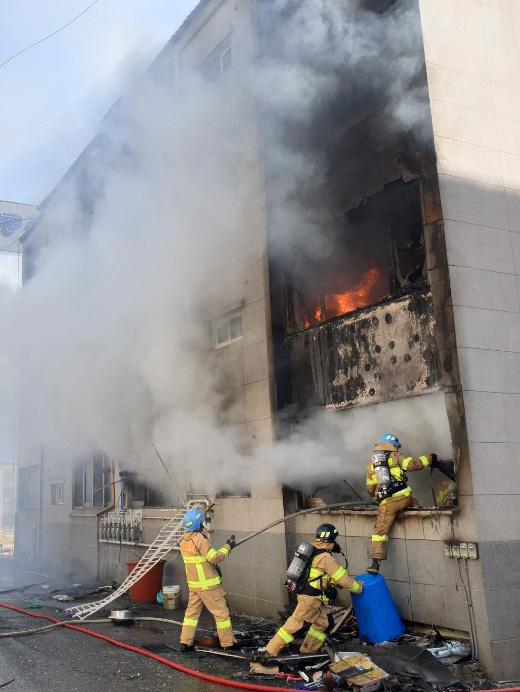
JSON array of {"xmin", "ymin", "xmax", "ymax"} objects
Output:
[{"xmin": 162, "ymin": 585, "xmax": 181, "ymax": 610}]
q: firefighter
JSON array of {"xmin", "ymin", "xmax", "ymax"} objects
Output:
[
  {"xmin": 264, "ymin": 524, "xmax": 363, "ymax": 658},
  {"xmin": 179, "ymin": 508, "xmax": 236, "ymax": 652},
  {"xmin": 366, "ymin": 433, "xmax": 453, "ymax": 573}
]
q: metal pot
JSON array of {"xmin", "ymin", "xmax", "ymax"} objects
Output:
[{"xmin": 109, "ymin": 609, "xmax": 134, "ymax": 625}]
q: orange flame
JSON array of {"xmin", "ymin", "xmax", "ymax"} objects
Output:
[
  {"xmin": 303, "ymin": 267, "xmax": 382, "ymax": 328},
  {"xmin": 324, "ymin": 267, "xmax": 381, "ymax": 318}
]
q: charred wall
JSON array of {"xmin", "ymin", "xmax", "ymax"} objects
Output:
[
  {"xmin": 286, "ymin": 289, "xmax": 440, "ymax": 412},
  {"xmin": 260, "ymin": 0, "xmax": 467, "ymax": 480}
]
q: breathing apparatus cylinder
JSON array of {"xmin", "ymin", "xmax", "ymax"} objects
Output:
[
  {"xmin": 372, "ymin": 451, "xmax": 391, "ymax": 488},
  {"xmin": 286, "ymin": 542, "xmax": 314, "ymax": 591}
]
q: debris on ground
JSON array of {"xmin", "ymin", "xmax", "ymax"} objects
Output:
[
  {"xmin": 250, "ymin": 661, "xmax": 280, "ymax": 676},
  {"xmin": 427, "ymin": 640, "xmax": 471, "ymax": 663},
  {"xmin": 90, "ymin": 585, "xmax": 114, "ymax": 594},
  {"xmin": 330, "ymin": 652, "xmax": 389, "ymax": 690},
  {"xmin": 2, "ymin": 578, "xmax": 513, "ymax": 691}
]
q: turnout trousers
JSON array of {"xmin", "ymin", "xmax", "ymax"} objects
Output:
[
  {"xmin": 180, "ymin": 585, "xmax": 233, "ymax": 647},
  {"xmin": 265, "ymin": 595, "xmax": 329, "ymax": 657},
  {"xmin": 370, "ymin": 494, "xmax": 413, "ymax": 560}
]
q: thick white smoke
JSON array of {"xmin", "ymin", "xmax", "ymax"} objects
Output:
[{"xmin": 4, "ymin": 0, "xmax": 441, "ymax": 498}]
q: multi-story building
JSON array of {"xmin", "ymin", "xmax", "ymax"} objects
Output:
[
  {"xmin": 0, "ymin": 200, "xmax": 38, "ymax": 553},
  {"xmin": 16, "ymin": 0, "xmax": 520, "ymax": 680}
]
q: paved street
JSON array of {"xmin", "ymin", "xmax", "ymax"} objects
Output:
[{"xmin": 0, "ymin": 570, "xmax": 287, "ymax": 692}]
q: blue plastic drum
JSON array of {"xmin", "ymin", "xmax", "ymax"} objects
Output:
[{"xmin": 351, "ymin": 572, "xmax": 405, "ymax": 644}]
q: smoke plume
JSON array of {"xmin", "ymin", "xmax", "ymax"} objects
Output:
[{"xmin": 3, "ymin": 0, "xmax": 442, "ymax": 499}]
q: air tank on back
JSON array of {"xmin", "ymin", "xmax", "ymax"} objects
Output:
[
  {"xmin": 285, "ymin": 542, "xmax": 314, "ymax": 591},
  {"xmin": 351, "ymin": 572, "xmax": 405, "ymax": 644}
]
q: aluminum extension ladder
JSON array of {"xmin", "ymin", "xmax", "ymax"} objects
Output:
[{"xmin": 68, "ymin": 500, "xmax": 209, "ymax": 620}]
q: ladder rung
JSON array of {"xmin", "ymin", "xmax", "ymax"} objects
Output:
[{"xmin": 67, "ymin": 502, "xmax": 206, "ymax": 619}]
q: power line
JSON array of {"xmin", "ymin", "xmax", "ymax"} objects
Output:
[
  {"xmin": 0, "ymin": 0, "xmax": 101, "ymax": 71},
  {"xmin": 1, "ymin": 108, "xmax": 97, "ymax": 129}
]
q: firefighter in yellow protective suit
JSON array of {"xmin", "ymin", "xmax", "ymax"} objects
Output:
[
  {"xmin": 179, "ymin": 508, "xmax": 236, "ymax": 652},
  {"xmin": 366, "ymin": 433, "xmax": 436, "ymax": 573},
  {"xmin": 264, "ymin": 524, "xmax": 363, "ymax": 657}
]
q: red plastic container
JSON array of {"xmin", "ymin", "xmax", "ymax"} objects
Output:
[{"xmin": 127, "ymin": 560, "xmax": 165, "ymax": 604}]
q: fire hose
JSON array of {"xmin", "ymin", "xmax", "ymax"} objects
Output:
[
  {"xmin": 2, "ymin": 606, "xmax": 518, "ymax": 692},
  {"xmin": 234, "ymin": 500, "xmax": 374, "ymax": 547},
  {"xmin": 0, "ymin": 603, "xmax": 292, "ymax": 692}
]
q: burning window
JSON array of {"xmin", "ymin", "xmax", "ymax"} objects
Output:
[
  {"xmin": 213, "ymin": 310, "xmax": 242, "ymax": 348},
  {"xmin": 119, "ymin": 470, "xmax": 164, "ymax": 508},
  {"xmin": 285, "ymin": 180, "xmax": 426, "ymax": 333}
]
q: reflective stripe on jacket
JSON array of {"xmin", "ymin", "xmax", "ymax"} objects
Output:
[
  {"xmin": 366, "ymin": 447, "xmax": 431, "ymax": 502},
  {"xmin": 180, "ymin": 531, "xmax": 230, "ymax": 591},
  {"xmin": 307, "ymin": 541, "xmax": 362, "ymax": 601}
]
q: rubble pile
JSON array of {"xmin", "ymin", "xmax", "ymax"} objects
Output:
[{"xmin": 223, "ymin": 606, "xmax": 479, "ymax": 691}]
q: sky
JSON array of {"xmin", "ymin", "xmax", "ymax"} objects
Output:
[{"xmin": 0, "ymin": 0, "xmax": 199, "ymax": 206}]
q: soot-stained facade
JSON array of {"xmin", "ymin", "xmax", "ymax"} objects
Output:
[
  {"xmin": 285, "ymin": 289, "xmax": 440, "ymax": 411},
  {"xmin": 265, "ymin": 0, "xmax": 458, "ymax": 442},
  {"xmin": 16, "ymin": 0, "xmax": 520, "ymax": 680}
]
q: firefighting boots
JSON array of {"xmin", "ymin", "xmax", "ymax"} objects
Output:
[
  {"xmin": 180, "ymin": 644, "xmax": 195, "ymax": 652},
  {"xmin": 367, "ymin": 558, "xmax": 380, "ymax": 574}
]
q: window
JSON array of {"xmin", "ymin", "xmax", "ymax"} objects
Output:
[
  {"xmin": 50, "ymin": 481, "xmax": 64, "ymax": 506},
  {"xmin": 199, "ymin": 34, "xmax": 232, "ymax": 82},
  {"xmin": 18, "ymin": 465, "xmax": 39, "ymax": 510},
  {"xmin": 213, "ymin": 311, "xmax": 242, "ymax": 348},
  {"xmin": 73, "ymin": 453, "xmax": 110, "ymax": 509}
]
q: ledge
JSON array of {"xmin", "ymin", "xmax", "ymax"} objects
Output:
[
  {"xmin": 303, "ymin": 505, "xmax": 458, "ymax": 518},
  {"xmin": 69, "ymin": 508, "xmax": 106, "ymax": 518}
]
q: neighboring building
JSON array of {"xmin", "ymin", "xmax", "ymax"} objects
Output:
[
  {"xmin": 16, "ymin": 0, "xmax": 520, "ymax": 680},
  {"xmin": 0, "ymin": 201, "xmax": 38, "ymax": 553},
  {"xmin": 0, "ymin": 466, "xmax": 15, "ymax": 554}
]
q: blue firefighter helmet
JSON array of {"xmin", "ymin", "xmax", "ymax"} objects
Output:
[
  {"xmin": 379, "ymin": 433, "xmax": 401, "ymax": 448},
  {"xmin": 182, "ymin": 508, "xmax": 205, "ymax": 531}
]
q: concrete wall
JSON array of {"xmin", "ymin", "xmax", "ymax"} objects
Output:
[
  {"xmin": 419, "ymin": 0, "xmax": 520, "ymax": 679},
  {"xmin": 167, "ymin": 0, "xmax": 288, "ymax": 618},
  {"xmin": 290, "ymin": 509, "xmax": 471, "ymax": 631},
  {"xmin": 96, "ymin": 505, "xmax": 287, "ymax": 619}
]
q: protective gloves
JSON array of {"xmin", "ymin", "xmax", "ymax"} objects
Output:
[{"xmin": 430, "ymin": 455, "xmax": 456, "ymax": 481}]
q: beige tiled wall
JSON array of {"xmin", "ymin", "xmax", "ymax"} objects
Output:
[
  {"xmin": 291, "ymin": 509, "xmax": 471, "ymax": 631},
  {"xmin": 173, "ymin": 0, "xmax": 286, "ymax": 616},
  {"xmin": 420, "ymin": 0, "xmax": 520, "ymax": 679}
]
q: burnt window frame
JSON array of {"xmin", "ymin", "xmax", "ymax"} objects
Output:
[{"xmin": 283, "ymin": 178, "xmax": 427, "ymax": 335}]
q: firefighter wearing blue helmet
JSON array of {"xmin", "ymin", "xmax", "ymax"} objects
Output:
[
  {"xmin": 179, "ymin": 509, "xmax": 236, "ymax": 651},
  {"xmin": 366, "ymin": 433, "xmax": 436, "ymax": 573}
]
